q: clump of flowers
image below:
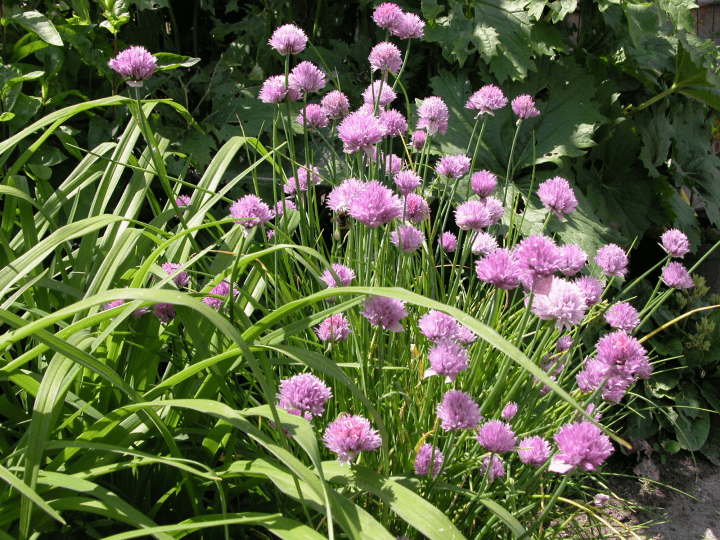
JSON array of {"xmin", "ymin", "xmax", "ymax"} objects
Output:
[
  {"xmin": 320, "ymin": 264, "xmax": 356, "ymax": 288},
  {"xmin": 439, "ymin": 231, "xmax": 458, "ymax": 252},
  {"xmin": 511, "ymin": 94, "xmax": 540, "ymax": 119},
  {"xmin": 436, "ymin": 154, "xmax": 471, "ymax": 179},
  {"xmin": 369, "ymin": 42, "xmax": 403, "ymax": 75},
  {"xmin": 575, "ymin": 275, "xmax": 605, "ymax": 306},
  {"xmin": 230, "ymin": 195, "xmax": 273, "ymax": 229},
  {"xmin": 417, "ymin": 96, "xmax": 449, "ymax": 135},
  {"xmin": 284, "ymin": 165, "xmax": 321, "ymax": 196},
  {"xmin": 481, "ymin": 455, "xmax": 506, "ymax": 483},
  {"xmin": 202, "ymin": 280, "xmax": 240, "ymax": 310},
  {"xmin": 501, "ymin": 402, "xmax": 518, "ymax": 421},
  {"xmin": 380, "ymin": 109, "xmax": 408, "ymax": 137},
  {"xmin": 558, "ymin": 244, "xmax": 588, "ymax": 277},
  {"xmin": 268, "ymin": 24, "xmax": 308, "ymax": 55},
  {"xmin": 471, "ymin": 170, "xmax": 498, "ymax": 197},
  {"xmin": 405, "ymin": 193, "xmax": 430, "ymax": 222},
  {"xmin": 514, "ymin": 234, "xmax": 562, "ymax": 293},
  {"xmin": 348, "ymin": 181, "xmax": 402, "ymax": 227},
  {"xmin": 662, "ymin": 262, "xmax": 694, "ymax": 289},
  {"xmin": 537, "ymin": 177, "xmax": 578, "ymax": 221},
  {"xmin": 529, "ymin": 277, "xmax": 587, "ymax": 331},
  {"xmin": 361, "ymin": 296, "xmax": 408, "ymax": 332},
  {"xmin": 466, "ymin": 85, "xmax": 508, "ymax": 117},
  {"xmin": 161, "ymin": 262, "xmax": 190, "ymax": 288},
  {"xmin": 415, "ymin": 444, "xmax": 444, "ymax": 477},
  {"xmin": 604, "ymin": 301, "xmax": 640, "ymax": 332},
  {"xmin": 518, "ymin": 436, "xmax": 551, "ymax": 467},
  {"xmin": 108, "ymin": 46, "xmax": 156, "ymax": 87},
  {"xmin": 323, "ymin": 413, "xmax": 382, "ymax": 465},
  {"xmin": 594, "ymin": 244, "xmax": 628, "ymax": 278},
  {"xmin": 425, "ymin": 339, "xmax": 470, "ymax": 382},
  {"xmin": 476, "ymin": 248, "xmax": 521, "ymax": 290},
  {"xmin": 661, "ymin": 229, "xmax": 690, "ymax": 258},
  {"xmin": 549, "ymin": 420, "xmax": 613, "ymax": 474},
  {"xmin": 338, "ymin": 111, "xmax": 387, "ymax": 154},
  {"xmin": 471, "ymin": 231, "xmax": 499, "ymax": 257},
  {"xmin": 477, "ymin": 420, "xmax": 517, "ymax": 454},
  {"xmin": 394, "ymin": 170, "xmax": 422, "ymax": 196},
  {"xmin": 362, "ymin": 81, "xmax": 397, "ymax": 109},
  {"xmin": 321, "ymin": 90, "xmax": 350, "ymax": 119},
  {"xmin": 391, "ymin": 225, "xmax": 424, "ymax": 253},
  {"xmin": 316, "ymin": 314, "xmax": 352, "ymax": 342},
  {"xmin": 437, "ymin": 390, "xmax": 481, "ymax": 431},
  {"xmin": 296, "ymin": 104, "xmax": 329, "ymax": 130},
  {"xmin": 289, "ymin": 61, "xmax": 326, "ymax": 94},
  {"xmin": 259, "ymin": 75, "xmax": 301, "ymax": 103},
  {"xmin": 277, "ymin": 373, "xmax": 332, "ymax": 419}
]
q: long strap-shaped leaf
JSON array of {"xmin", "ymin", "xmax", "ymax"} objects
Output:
[{"xmin": 0, "ymin": 464, "xmax": 65, "ymax": 526}]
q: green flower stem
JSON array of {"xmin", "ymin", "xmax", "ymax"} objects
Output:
[
  {"xmin": 524, "ymin": 474, "xmax": 570, "ymax": 538},
  {"xmin": 466, "ymin": 115, "xmax": 489, "ymax": 199},
  {"xmin": 630, "ymin": 84, "xmax": 676, "ymax": 115},
  {"xmin": 503, "ymin": 120, "xmax": 524, "ymax": 208}
]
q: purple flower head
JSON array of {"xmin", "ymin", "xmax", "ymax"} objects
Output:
[
  {"xmin": 466, "ymin": 84, "xmax": 508, "ymax": 117},
  {"xmin": 394, "ymin": 170, "xmax": 422, "ymax": 196},
  {"xmin": 514, "ymin": 235, "xmax": 562, "ymax": 293},
  {"xmin": 361, "ymin": 296, "xmax": 408, "ymax": 332},
  {"xmin": 471, "ymin": 231, "xmax": 499, "ymax": 257},
  {"xmin": 604, "ymin": 301, "xmax": 640, "ymax": 332},
  {"xmin": 477, "ymin": 420, "xmax": 517, "ymax": 454},
  {"xmin": 549, "ymin": 420, "xmax": 613, "ymax": 474},
  {"xmin": 529, "ymin": 277, "xmax": 587, "ymax": 331},
  {"xmin": 415, "ymin": 444, "xmax": 444, "ymax": 477},
  {"xmin": 230, "ymin": 194, "xmax": 273, "ymax": 228},
  {"xmin": 594, "ymin": 244, "xmax": 628, "ymax": 278},
  {"xmin": 289, "ymin": 61, "xmax": 326, "ymax": 94},
  {"xmin": 101, "ymin": 295, "xmax": 149, "ymax": 318},
  {"xmin": 439, "ymin": 231, "xmax": 458, "ymax": 253},
  {"xmin": 338, "ymin": 111, "xmax": 387, "ymax": 154},
  {"xmin": 405, "ymin": 193, "xmax": 430, "ymax": 222},
  {"xmin": 323, "ymin": 413, "xmax": 382, "ymax": 465},
  {"xmin": 596, "ymin": 330, "xmax": 651, "ymax": 379},
  {"xmin": 411, "ymin": 130, "xmax": 427, "ymax": 150},
  {"xmin": 108, "ymin": 46, "xmax": 156, "ymax": 86},
  {"xmin": 373, "ymin": 2, "xmax": 404, "ymax": 31},
  {"xmin": 391, "ymin": 225, "xmax": 424, "ymax": 253},
  {"xmin": 558, "ymin": 244, "xmax": 587, "ymax": 277},
  {"xmin": 456, "ymin": 325, "xmax": 478, "ymax": 345},
  {"xmin": 277, "ymin": 373, "xmax": 333, "ymax": 419},
  {"xmin": 259, "ymin": 75, "xmax": 301, "ymax": 103},
  {"xmin": 419, "ymin": 310, "xmax": 460, "ymax": 342},
  {"xmin": 471, "ymin": 170, "xmax": 498, "ymax": 197},
  {"xmin": 369, "ymin": 42, "xmax": 403, "ymax": 75},
  {"xmin": 268, "ymin": 24, "xmax": 308, "ymax": 55},
  {"xmin": 321, "ymin": 90, "xmax": 350, "ymax": 120},
  {"xmin": 501, "ymin": 402, "xmax": 518, "ymax": 421},
  {"xmin": 203, "ymin": 279, "xmax": 240, "ymax": 310},
  {"xmin": 476, "ymin": 248, "xmax": 521, "ymax": 290},
  {"xmin": 437, "ymin": 390, "xmax": 482, "ymax": 431},
  {"xmin": 284, "ymin": 165, "xmax": 321, "ymax": 196},
  {"xmin": 379, "ymin": 152, "xmax": 403, "ymax": 176},
  {"xmin": 162, "ymin": 262, "xmax": 190, "ymax": 288},
  {"xmin": 274, "ymin": 199, "xmax": 297, "ymax": 218},
  {"xmin": 362, "ymin": 81, "xmax": 397, "ymax": 109},
  {"xmin": 511, "ymin": 94, "xmax": 540, "ymax": 119},
  {"xmin": 154, "ymin": 303, "xmax": 176, "ymax": 324},
  {"xmin": 481, "ymin": 455, "xmax": 506, "ymax": 483},
  {"xmin": 380, "ymin": 109, "xmax": 408, "ymax": 137},
  {"xmin": 537, "ymin": 177, "xmax": 578, "ymax": 221},
  {"xmin": 327, "ymin": 178, "xmax": 364, "ymax": 214},
  {"xmin": 518, "ymin": 436, "xmax": 551, "ymax": 467},
  {"xmin": 455, "ymin": 199, "xmax": 502, "ymax": 231},
  {"xmin": 320, "ymin": 264, "xmax": 356, "ymax": 288},
  {"xmin": 348, "ymin": 180, "xmax": 402, "ymax": 227},
  {"xmin": 425, "ymin": 339, "xmax": 470, "ymax": 382},
  {"xmin": 296, "ymin": 104, "xmax": 329, "ymax": 129},
  {"xmin": 662, "ymin": 262, "xmax": 694, "ymax": 289},
  {"xmin": 176, "ymin": 195, "xmax": 191, "ymax": 207},
  {"xmin": 557, "ymin": 336, "xmax": 574, "ymax": 352},
  {"xmin": 436, "ymin": 154, "xmax": 471, "ymax": 179},
  {"xmin": 574, "ymin": 276, "xmax": 604, "ymax": 306},
  {"xmin": 316, "ymin": 314, "xmax": 352, "ymax": 342},
  {"xmin": 661, "ymin": 229, "xmax": 690, "ymax": 259},
  {"xmin": 417, "ymin": 96, "xmax": 449, "ymax": 136},
  {"xmin": 392, "ymin": 12, "xmax": 425, "ymax": 39}
]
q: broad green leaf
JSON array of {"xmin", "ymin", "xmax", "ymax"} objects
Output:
[
  {"xmin": 675, "ymin": 413, "xmax": 710, "ymax": 451},
  {"xmin": 8, "ymin": 11, "xmax": 63, "ymax": 46},
  {"xmin": 154, "ymin": 52, "xmax": 201, "ymax": 71},
  {"xmin": 0, "ymin": 111, "xmax": 14, "ymax": 121}
]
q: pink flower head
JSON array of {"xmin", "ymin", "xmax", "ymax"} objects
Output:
[
  {"xmin": 161, "ymin": 262, "xmax": 190, "ymax": 288},
  {"xmin": 437, "ymin": 390, "xmax": 481, "ymax": 431},
  {"xmin": 203, "ymin": 279, "xmax": 240, "ymax": 310},
  {"xmin": 296, "ymin": 104, "xmax": 329, "ymax": 129},
  {"xmin": 477, "ymin": 420, "xmax": 517, "ymax": 454},
  {"xmin": 574, "ymin": 275, "xmax": 604, "ymax": 306},
  {"xmin": 394, "ymin": 170, "xmax": 422, "ymax": 196},
  {"xmin": 379, "ymin": 152, "xmax": 403, "ymax": 176},
  {"xmin": 259, "ymin": 75, "xmax": 301, "ymax": 103},
  {"xmin": 604, "ymin": 301, "xmax": 640, "ymax": 332},
  {"xmin": 481, "ymin": 455, "xmax": 506, "ymax": 483},
  {"xmin": 274, "ymin": 199, "xmax": 297, "ymax": 218},
  {"xmin": 660, "ymin": 229, "xmax": 690, "ymax": 259},
  {"xmin": 475, "ymin": 248, "xmax": 521, "ymax": 290},
  {"xmin": 418, "ymin": 310, "xmax": 461, "ymax": 342},
  {"xmin": 337, "ymin": 111, "xmax": 386, "ymax": 154},
  {"xmin": 471, "ymin": 231, "xmax": 498, "ymax": 257},
  {"xmin": 417, "ymin": 96, "xmax": 449, "ymax": 135},
  {"xmin": 511, "ymin": 94, "xmax": 540, "ymax": 119},
  {"xmin": 596, "ymin": 330, "xmax": 651, "ymax": 380},
  {"xmin": 594, "ymin": 244, "xmax": 628, "ymax": 278},
  {"xmin": 348, "ymin": 180, "xmax": 403, "ymax": 227},
  {"xmin": 549, "ymin": 420, "xmax": 613, "ymax": 474},
  {"xmin": 439, "ymin": 231, "xmax": 458, "ymax": 252},
  {"xmin": 321, "ymin": 90, "xmax": 350, "ymax": 120},
  {"xmin": 455, "ymin": 199, "xmax": 502, "ymax": 231},
  {"xmin": 557, "ymin": 336, "xmax": 574, "ymax": 352},
  {"xmin": 558, "ymin": 244, "xmax": 587, "ymax": 277},
  {"xmin": 102, "ymin": 295, "xmax": 150, "ymax": 318},
  {"xmin": 369, "ymin": 42, "xmax": 403, "ymax": 75},
  {"xmin": 392, "ymin": 12, "xmax": 425, "ymax": 39},
  {"xmin": 537, "ymin": 177, "xmax": 578, "ymax": 221},
  {"xmin": 362, "ymin": 81, "xmax": 397, "ymax": 109},
  {"xmin": 327, "ymin": 178, "xmax": 364, "ymax": 214},
  {"xmin": 529, "ymin": 277, "xmax": 587, "ymax": 331},
  {"xmin": 380, "ymin": 109, "xmax": 408, "ymax": 137},
  {"xmin": 320, "ymin": 264, "xmax": 356, "ymax": 288},
  {"xmin": 471, "ymin": 170, "xmax": 498, "ymax": 197},
  {"xmin": 361, "ymin": 296, "xmax": 408, "ymax": 332},
  {"xmin": 154, "ymin": 303, "xmax": 176, "ymax": 324},
  {"xmin": 662, "ymin": 262, "xmax": 693, "ymax": 289},
  {"xmin": 411, "ymin": 130, "xmax": 427, "ymax": 150},
  {"xmin": 176, "ymin": 195, "xmax": 191, "ymax": 207},
  {"xmin": 425, "ymin": 339, "xmax": 470, "ymax": 382},
  {"xmin": 316, "ymin": 314, "xmax": 352, "ymax": 342},
  {"xmin": 514, "ymin": 234, "xmax": 562, "ymax": 293},
  {"xmin": 108, "ymin": 46, "xmax": 156, "ymax": 86},
  {"xmin": 466, "ymin": 85, "xmax": 508, "ymax": 117},
  {"xmin": 284, "ymin": 165, "xmax": 321, "ymax": 196},
  {"xmin": 268, "ymin": 24, "xmax": 308, "ymax": 55},
  {"xmin": 501, "ymin": 402, "xmax": 518, "ymax": 421},
  {"xmin": 391, "ymin": 224, "xmax": 424, "ymax": 253},
  {"xmin": 323, "ymin": 413, "xmax": 381, "ymax": 465},
  {"xmin": 230, "ymin": 194, "xmax": 273, "ymax": 228},
  {"xmin": 436, "ymin": 154, "xmax": 471, "ymax": 178},
  {"xmin": 405, "ymin": 193, "xmax": 430, "ymax": 222},
  {"xmin": 415, "ymin": 444, "xmax": 444, "ymax": 477},
  {"xmin": 277, "ymin": 373, "xmax": 332, "ymax": 419},
  {"xmin": 576, "ymin": 358, "xmax": 631, "ymax": 402},
  {"xmin": 289, "ymin": 61, "xmax": 326, "ymax": 94},
  {"xmin": 373, "ymin": 2, "xmax": 404, "ymax": 31},
  {"xmin": 518, "ymin": 436, "xmax": 551, "ymax": 467}
]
